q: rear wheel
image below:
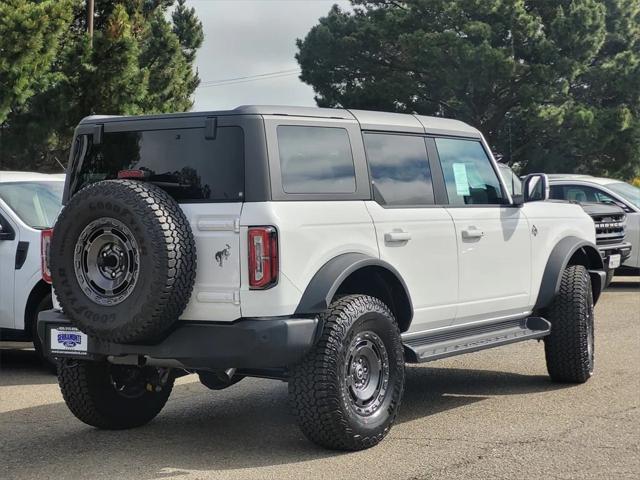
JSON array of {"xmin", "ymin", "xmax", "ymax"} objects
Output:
[
  {"xmin": 58, "ymin": 360, "xmax": 174, "ymax": 429},
  {"xmin": 288, "ymin": 295, "xmax": 405, "ymax": 450},
  {"xmin": 544, "ymin": 265, "xmax": 595, "ymax": 383}
]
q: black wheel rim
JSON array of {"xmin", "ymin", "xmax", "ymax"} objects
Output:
[
  {"xmin": 74, "ymin": 217, "xmax": 140, "ymax": 306},
  {"xmin": 343, "ymin": 331, "xmax": 390, "ymax": 417}
]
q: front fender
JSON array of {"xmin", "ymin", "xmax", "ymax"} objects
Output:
[{"xmin": 534, "ymin": 236, "xmax": 604, "ymax": 310}]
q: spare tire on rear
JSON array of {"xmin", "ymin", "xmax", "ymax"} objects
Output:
[{"xmin": 50, "ymin": 180, "xmax": 196, "ymax": 343}]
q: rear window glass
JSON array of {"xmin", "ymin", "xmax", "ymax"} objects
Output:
[
  {"xmin": 72, "ymin": 127, "xmax": 244, "ymax": 202},
  {"xmin": 277, "ymin": 126, "xmax": 356, "ymax": 194},
  {"xmin": 364, "ymin": 133, "xmax": 434, "ymax": 206}
]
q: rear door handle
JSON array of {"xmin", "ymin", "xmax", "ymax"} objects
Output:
[
  {"xmin": 385, "ymin": 230, "xmax": 411, "ymax": 243},
  {"xmin": 461, "ymin": 227, "xmax": 484, "ymax": 239}
]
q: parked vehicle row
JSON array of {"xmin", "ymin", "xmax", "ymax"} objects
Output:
[{"xmin": 1, "ymin": 106, "xmax": 636, "ymax": 451}]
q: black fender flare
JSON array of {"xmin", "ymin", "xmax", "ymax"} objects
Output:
[
  {"xmin": 534, "ymin": 236, "xmax": 605, "ymax": 310},
  {"xmin": 294, "ymin": 252, "xmax": 413, "ymax": 319}
]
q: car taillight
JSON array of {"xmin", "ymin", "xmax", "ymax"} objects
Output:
[
  {"xmin": 248, "ymin": 226, "xmax": 278, "ymax": 289},
  {"xmin": 41, "ymin": 228, "xmax": 53, "ymax": 284},
  {"xmin": 117, "ymin": 169, "xmax": 147, "ymax": 179}
]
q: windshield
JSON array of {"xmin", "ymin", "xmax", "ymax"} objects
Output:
[
  {"xmin": 0, "ymin": 181, "xmax": 64, "ymax": 228},
  {"xmin": 606, "ymin": 182, "xmax": 640, "ymax": 209}
]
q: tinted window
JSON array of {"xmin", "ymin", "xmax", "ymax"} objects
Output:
[
  {"xmin": 0, "ymin": 181, "xmax": 63, "ymax": 228},
  {"xmin": 73, "ymin": 127, "xmax": 244, "ymax": 202},
  {"xmin": 364, "ymin": 133, "xmax": 434, "ymax": 205},
  {"xmin": 435, "ymin": 138, "xmax": 506, "ymax": 205},
  {"xmin": 550, "ymin": 185, "xmax": 618, "ymax": 204},
  {"xmin": 277, "ymin": 126, "xmax": 355, "ymax": 194}
]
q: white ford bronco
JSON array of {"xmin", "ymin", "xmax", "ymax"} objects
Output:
[{"xmin": 39, "ymin": 106, "xmax": 605, "ymax": 450}]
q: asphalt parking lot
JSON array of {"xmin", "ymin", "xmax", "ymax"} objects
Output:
[{"xmin": 1, "ymin": 278, "xmax": 638, "ymax": 480}]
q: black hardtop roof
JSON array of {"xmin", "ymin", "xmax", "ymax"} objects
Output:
[{"xmin": 78, "ymin": 105, "xmax": 481, "ymax": 137}]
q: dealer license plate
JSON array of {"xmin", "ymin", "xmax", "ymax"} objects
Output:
[
  {"xmin": 50, "ymin": 326, "xmax": 88, "ymax": 355},
  {"xmin": 609, "ymin": 254, "xmax": 621, "ymax": 269}
]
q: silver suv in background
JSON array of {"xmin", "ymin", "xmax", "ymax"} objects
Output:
[
  {"xmin": 548, "ymin": 175, "xmax": 639, "ymax": 271},
  {"xmin": 497, "ymin": 165, "xmax": 632, "ymax": 286}
]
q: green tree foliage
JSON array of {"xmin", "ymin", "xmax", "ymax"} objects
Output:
[
  {"xmin": 297, "ymin": 0, "xmax": 639, "ymax": 179},
  {"xmin": 0, "ymin": 0, "xmax": 74, "ymax": 124},
  {"xmin": 0, "ymin": 0, "xmax": 204, "ymax": 172}
]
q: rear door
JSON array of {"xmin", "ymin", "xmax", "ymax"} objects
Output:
[
  {"xmin": 434, "ymin": 137, "xmax": 532, "ymax": 324},
  {"xmin": 71, "ymin": 115, "xmax": 249, "ymax": 321},
  {"xmin": 363, "ymin": 132, "xmax": 459, "ymax": 332}
]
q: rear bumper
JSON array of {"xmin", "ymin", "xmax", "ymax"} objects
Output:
[{"xmin": 37, "ymin": 310, "xmax": 320, "ymax": 370}]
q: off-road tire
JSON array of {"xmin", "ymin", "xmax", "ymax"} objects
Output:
[
  {"xmin": 544, "ymin": 265, "xmax": 595, "ymax": 383},
  {"xmin": 50, "ymin": 180, "xmax": 196, "ymax": 343},
  {"xmin": 289, "ymin": 295, "xmax": 405, "ymax": 451},
  {"xmin": 58, "ymin": 360, "xmax": 173, "ymax": 429}
]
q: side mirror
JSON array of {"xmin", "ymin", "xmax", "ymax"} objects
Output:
[
  {"xmin": 0, "ymin": 221, "xmax": 16, "ymax": 241},
  {"xmin": 511, "ymin": 193, "xmax": 525, "ymax": 206},
  {"xmin": 522, "ymin": 173, "xmax": 550, "ymax": 202}
]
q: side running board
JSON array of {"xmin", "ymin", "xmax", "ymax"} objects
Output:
[{"xmin": 403, "ymin": 317, "xmax": 551, "ymax": 363}]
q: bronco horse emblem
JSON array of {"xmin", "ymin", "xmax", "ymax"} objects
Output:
[{"xmin": 215, "ymin": 244, "xmax": 231, "ymax": 267}]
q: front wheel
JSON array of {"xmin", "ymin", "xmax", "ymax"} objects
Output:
[
  {"xmin": 544, "ymin": 265, "xmax": 595, "ymax": 383},
  {"xmin": 58, "ymin": 360, "xmax": 174, "ymax": 429},
  {"xmin": 288, "ymin": 295, "xmax": 405, "ymax": 450}
]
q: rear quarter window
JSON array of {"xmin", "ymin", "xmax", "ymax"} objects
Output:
[
  {"xmin": 72, "ymin": 127, "xmax": 244, "ymax": 202},
  {"xmin": 277, "ymin": 126, "xmax": 356, "ymax": 194}
]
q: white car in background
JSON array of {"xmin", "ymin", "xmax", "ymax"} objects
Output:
[
  {"xmin": 0, "ymin": 171, "xmax": 64, "ymax": 363},
  {"xmin": 548, "ymin": 175, "xmax": 640, "ymax": 270}
]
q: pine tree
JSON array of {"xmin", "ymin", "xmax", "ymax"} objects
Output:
[
  {"xmin": 0, "ymin": 0, "xmax": 204, "ymax": 172},
  {"xmin": 297, "ymin": 0, "xmax": 639, "ymax": 179},
  {"xmin": 0, "ymin": 0, "xmax": 74, "ymax": 123}
]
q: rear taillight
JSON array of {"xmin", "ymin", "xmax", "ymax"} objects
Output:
[
  {"xmin": 248, "ymin": 226, "xmax": 278, "ymax": 289},
  {"xmin": 117, "ymin": 169, "xmax": 147, "ymax": 180},
  {"xmin": 41, "ymin": 228, "xmax": 53, "ymax": 284}
]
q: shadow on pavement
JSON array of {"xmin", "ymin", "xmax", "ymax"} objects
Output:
[
  {"xmin": 2, "ymin": 363, "xmax": 566, "ymax": 478},
  {"xmin": 0, "ymin": 347, "xmax": 57, "ymax": 386}
]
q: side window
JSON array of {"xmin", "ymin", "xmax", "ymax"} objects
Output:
[
  {"xmin": 277, "ymin": 126, "xmax": 356, "ymax": 194},
  {"xmin": 550, "ymin": 185, "xmax": 565, "ymax": 200},
  {"xmin": 555, "ymin": 184, "xmax": 619, "ymax": 205},
  {"xmin": 435, "ymin": 138, "xmax": 506, "ymax": 205},
  {"xmin": 363, "ymin": 133, "xmax": 434, "ymax": 206}
]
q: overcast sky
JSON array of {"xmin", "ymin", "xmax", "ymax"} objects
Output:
[{"xmin": 188, "ymin": 0, "xmax": 351, "ymax": 111}]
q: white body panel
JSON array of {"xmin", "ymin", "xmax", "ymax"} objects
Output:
[
  {"xmin": 173, "ymin": 198, "xmax": 594, "ymax": 331},
  {"xmin": 446, "ymin": 206, "xmax": 531, "ymax": 324},
  {"xmin": 0, "ymin": 200, "xmax": 50, "ymax": 331},
  {"xmin": 364, "ymin": 201, "xmax": 458, "ymax": 331},
  {"xmin": 522, "ymin": 201, "xmax": 596, "ymax": 304},
  {"xmin": 0, "ymin": 205, "xmax": 19, "ymax": 328},
  {"xmin": 239, "ymin": 201, "xmax": 378, "ymax": 319},
  {"xmin": 178, "ymin": 203, "xmax": 242, "ymax": 322}
]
